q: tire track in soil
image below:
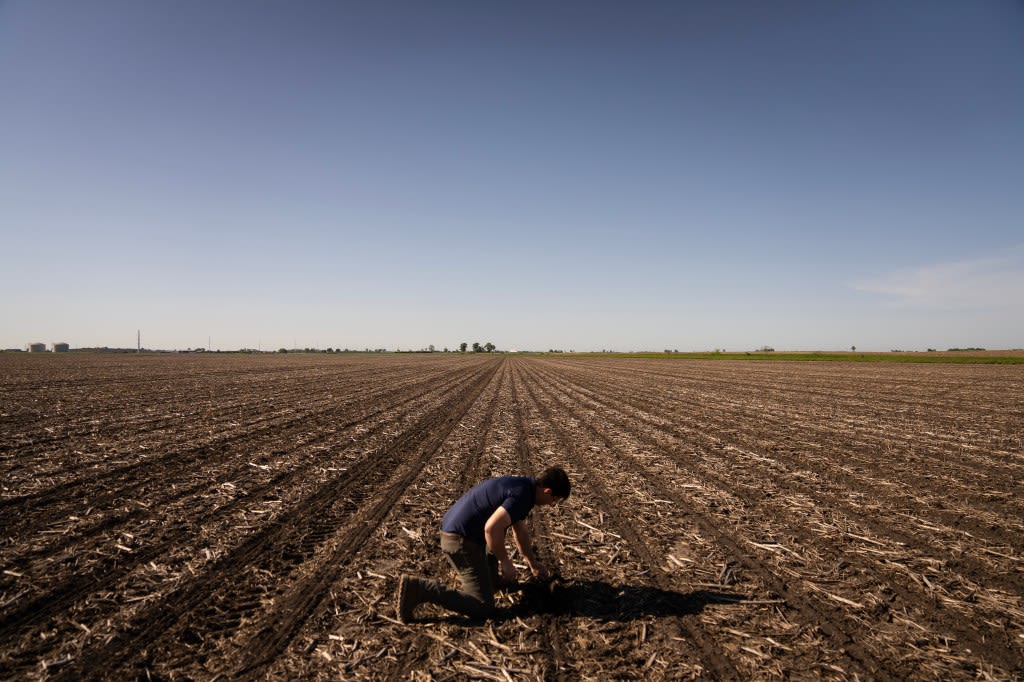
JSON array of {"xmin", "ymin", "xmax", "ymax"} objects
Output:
[
  {"xmin": 576, "ymin": 359, "xmax": 1024, "ymax": 438},
  {"xmin": 309, "ymin": 360, "xmax": 565, "ymax": 682},
  {"xmin": 0, "ymin": 365, "xmax": 477, "ymax": 658},
  {"xmin": 286, "ymin": 359, "xmax": 519, "ymax": 680},
  {"xmin": 522, "ymin": 360, "xmax": 953, "ymax": 680},
  {"xmin": 547, "ymin": 359, "xmax": 1024, "ymax": 540},
  {"xmin": 8, "ymin": 356, "xmax": 1018, "ymax": 679},
  {"xmin": 0, "ymin": 364, "xmax": 453, "ymax": 533},
  {"xmin": 524, "ymin": 360, "xmax": 901, "ymax": 675},
  {"xmin": 227, "ymin": 358, "xmax": 505, "ymax": 679},
  {"xmin": 0, "ymin": 363, "xmax": 469, "ymax": 569},
  {"xmin": 52, "ymin": 359, "xmax": 502, "ymax": 680},
  {"xmin": 513, "ymin": 362, "xmax": 744, "ymax": 682},
  {"xmin": 507, "ymin": 362, "xmax": 570, "ymax": 682},
  {"xmin": 454, "ymin": 360, "xmax": 508, "ymax": 494},
  {"xmin": 0, "ymin": 369, "xmax": 314, "ymax": 454},
  {"xmin": 605, "ymin": 358, "xmax": 1023, "ymax": 465},
  {"xmin": 538, "ymin": 359, "xmax": 1024, "ymax": 569},
  {"xmin": 528, "ymin": 362, "xmax": 1024, "ymax": 675},
  {"xmin": 555, "ymin": 358, "xmax": 1024, "ymax": 481},
  {"xmin": 380, "ymin": 360, "xmax": 510, "ymax": 682},
  {"xmin": 0, "ymin": 362, "xmax": 412, "ymax": 481},
  {"xmin": 3, "ymin": 358, "xmax": 442, "ymax": 463}
]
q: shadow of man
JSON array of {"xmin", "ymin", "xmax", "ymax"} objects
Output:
[
  {"xmin": 416, "ymin": 577, "xmax": 741, "ymax": 625},
  {"xmin": 513, "ymin": 578, "xmax": 736, "ymax": 621}
]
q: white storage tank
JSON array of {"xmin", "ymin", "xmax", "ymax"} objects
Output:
[
  {"xmin": 52, "ymin": 342, "xmax": 69, "ymax": 353},
  {"xmin": 28, "ymin": 343, "xmax": 46, "ymax": 353}
]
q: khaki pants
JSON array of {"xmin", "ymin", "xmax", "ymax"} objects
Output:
[{"xmin": 413, "ymin": 531, "xmax": 500, "ymax": 619}]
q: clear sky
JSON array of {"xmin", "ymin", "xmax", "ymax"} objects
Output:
[{"xmin": 2, "ymin": 1, "xmax": 1022, "ymax": 352}]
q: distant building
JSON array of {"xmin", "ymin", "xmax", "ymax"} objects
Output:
[
  {"xmin": 28, "ymin": 343, "xmax": 46, "ymax": 353},
  {"xmin": 52, "ymin": 342, "xmax": 69, "ymax": 353}
]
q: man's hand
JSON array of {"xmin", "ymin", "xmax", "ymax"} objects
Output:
[
  {"xmin": 511, "ymin": 519, "xmax": 550, "ymax": 580},
  {"xmin": 499, "ymin": 557, "xmax": 517, "ymax": 583}
]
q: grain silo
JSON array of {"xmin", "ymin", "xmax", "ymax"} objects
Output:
[
  {"xmin": 52, "ymin": 342, "xmax": 69, "ymax": 353},
  {"xmin": 28, "ymin": 343, "xmax": 46, "ymax": 353}
]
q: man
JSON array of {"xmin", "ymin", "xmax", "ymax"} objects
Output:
[{"xmin": 397, "ymin": 466, "xmax": 571, "ymax": 622}]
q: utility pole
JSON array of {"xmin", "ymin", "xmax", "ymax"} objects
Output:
[{"xmin": 137, "ymin": 330, "xmax": 141, "ymax": 353}]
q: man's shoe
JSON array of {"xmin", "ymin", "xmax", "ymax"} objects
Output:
[{"xmin": 397, "ymin": 575, "xmax": 424, "ymax": 623}]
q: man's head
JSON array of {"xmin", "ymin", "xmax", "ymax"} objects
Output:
[{"xmin": 535, "ymin": 466, "xmax": 571, "ymax": 506}]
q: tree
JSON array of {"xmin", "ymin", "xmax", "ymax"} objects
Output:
[
  {"xmin": 460, "ymin": 342, "xmax": 468, "ymax": 353},
  {"xmin": 484, "ymin": 342, "xmax": 495, "ymax": 353},
  {"xmin": 851, "ymin": 345, "xmax": 856, "ymax": 352},
  {"xmin": 472, "ymin": 342, "xmax": 482, "ymax": 353}
]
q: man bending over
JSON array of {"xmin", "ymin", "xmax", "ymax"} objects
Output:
[{"xmin": 397, "ymin": 466, "xmax": 571, "ymax": 622}]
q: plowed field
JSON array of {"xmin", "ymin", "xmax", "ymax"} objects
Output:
[{"xmin": 1, "ymin": 353, "xmax": 1021, "ymax": 680}]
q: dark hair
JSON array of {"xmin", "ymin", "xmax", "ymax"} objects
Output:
[{"xmin": 537, "ymin": 466, "xmax": 571, "ymax": 499}]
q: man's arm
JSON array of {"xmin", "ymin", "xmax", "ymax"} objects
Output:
[
  {"xmin": 511, "ymin": 520, "xmax": 549, "ymax": 579},
  {"xmin": 483, "ymin": 506, "xmax": 516, "ymax": 581}
]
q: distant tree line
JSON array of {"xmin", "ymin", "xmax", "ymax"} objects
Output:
[{"xmin": 461, "ymin": 341, "xmax": 496, "ymax": 353}]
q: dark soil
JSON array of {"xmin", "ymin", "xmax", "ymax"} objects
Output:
[{"xmin": 1, "ymin": 353, "xmax": 1021, "ymax": 680}]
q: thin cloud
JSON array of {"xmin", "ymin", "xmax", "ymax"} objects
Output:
[{"xmin": 853, "ymin": 247, "xmax": 1024, "ymax": 310}]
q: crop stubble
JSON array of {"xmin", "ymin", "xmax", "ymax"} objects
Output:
[{"xmin": 0, "ymin": 353, "xmax": 1021, "ymax": 680}]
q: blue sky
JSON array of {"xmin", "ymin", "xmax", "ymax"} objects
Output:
[{"xmin": 2, "ymin": 2, "xmax": 1022, "ymax": 352}]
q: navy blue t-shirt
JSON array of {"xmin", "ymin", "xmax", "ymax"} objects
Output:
[{"xmin": 441, "ymin": 476, "xmax": 536, "ymax": 545}]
